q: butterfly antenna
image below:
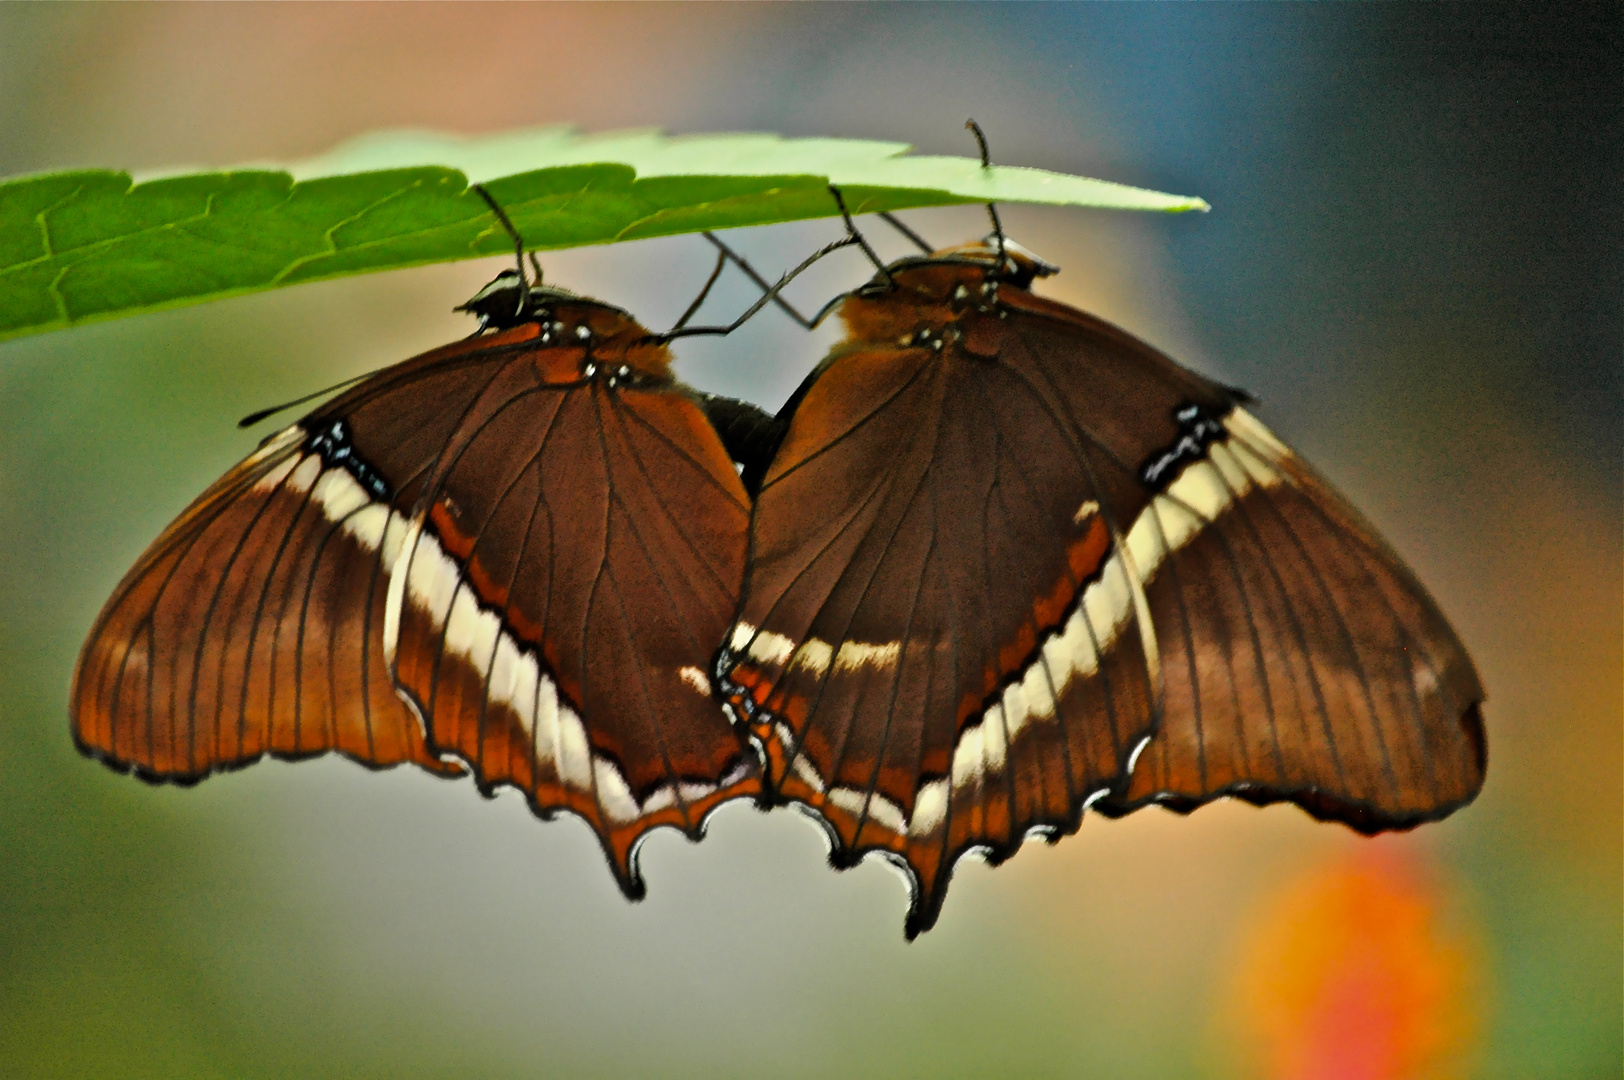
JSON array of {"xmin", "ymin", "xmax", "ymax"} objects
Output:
[
  {"xmin": 878, "ymin": 211, "xmax": 934, "ymax": 254},
  {"xmin": 965, "ymin": 119, "xmax": 1008, "ymax": 280},
  {"xmin": 829, "ymin": 186, "xmax": 895, "ymax": 290},
  {"xmin": 471, "ymin": 184, "xmax": 532, "ymax": 318},
  {"xmin": 654, "ymin": 231, "xmax": 858, "ymax": 342},
  {"xmin": 701, "ymin": 232, "xmax": 815, "ymax": 328},
  {"xmin": 237, "ymin": 369, "xmax": 377, "ymax": 428},
  {"xmin": 668, "ymin": 247, "xmax": 731, "ymax": 332}
]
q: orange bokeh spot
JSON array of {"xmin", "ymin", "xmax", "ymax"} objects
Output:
[{"xmin": 1221, "ymin": 848, "xmax": 1481, "ymax": 1080}]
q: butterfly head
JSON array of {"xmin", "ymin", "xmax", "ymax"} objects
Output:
[
  {"xmin": 836, "ymin": 237, "xmax": 1059, "ymax": 351},
  {"xmin": 458, "ymin": 270, "xmax": 627, "ymax": 329},
  {"xmin": 925, "ymin": 236, "xmax": 1060, "ymax": 289},
  {"xmin": 457, "ymin": 270, "xmax": 673, "ymax": 382}
]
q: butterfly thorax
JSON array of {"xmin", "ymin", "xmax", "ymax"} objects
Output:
[{"xmin": 836, "ymin": 238, "xmax": 1059, "ymax": 358}]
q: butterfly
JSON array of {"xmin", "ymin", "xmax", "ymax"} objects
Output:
[
  {"xmin": 716, "ymin": 232, "xmax": 1488, "ymax": 938},
  {"xmin": 70, "ymin": 219, "xmax": 773, "ymax": 898}
]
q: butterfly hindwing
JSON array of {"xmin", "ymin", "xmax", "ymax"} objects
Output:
[
  {"xmin": 720, "ymin": 263, "xmax": 1178, "ymax": 936},
  {"xmin": 383, "ymin": 305, "xmax": 759, "ymax": 895}
]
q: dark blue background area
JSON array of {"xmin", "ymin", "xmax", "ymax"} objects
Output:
[{"xmin": 716, "ymin": 4, "xmax": 1621, "ymax": 492}]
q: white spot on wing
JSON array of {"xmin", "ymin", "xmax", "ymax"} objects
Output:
[
  {"xmin": 980, "ymin": 703, "xmax": 1007, "ymax": 773},
  {"xmin": 951, "ymin": 723, "xmax": 985, "ymax": 791},
  {"xmin": 1082, "ymin": 555, "xmax": 1135, "ymax": 648},
  {"xmin": 252, "ymin": 455, "xmax": 299, "ymax": 493},
  {"xmin": 1208, "ymin": 439, "xmax": 1251, "ymax": 491},
  {"xmin": 310, "ymin": 465, "xmax": 370, "ymax": 523},
  {"xmin": 443, "ymin": 580, "xmax": 500, "ymax": 679},
  {"xmin": 534, "ymin": 672, "xmax": 560, "ymax": 772},
  {"xmin": 593, "ymin": 757, "xmax": 640, "ymax": 824},
  {"xmin": 747, "ymin": 629, "xmax": 796, "ymax": 667},
  {"xmin": 833, "ymin": 639, "xmax": 901, "ymax": 673},
  {"xmin": 285, "ymin": 454, "xmax": 321, "ymax": 494},
  {"xmin": 1226, "ymin": 438, "xmax": 1282, "ymax": 488},
  {"xmin": 246, "ymin": 424, "xmax": 303, "ymax": 467},
  {"xmin": 910, "ymin": 779, "xmax": 948, "ymax": 837},
  {"xmin": 338, "ymin": 503, "xmax": 387, "ymax": 553},
  {"xmin": 826, "ymin": 787, "xmax": 907, "ymax": 835},
  {"xmin": 1125, "ymin": 734, "xmax": 1153, "ymax": 776},
  {"xmin": 865, "ymin": 793, "xmax": 907, "ymax": 835},
  {"xmin": 555, "ymin": 699, "xmax": 592, "ymax": 792},
  {"xmin": 641, "ymin": 784, "xmax": 677, "ymax": 814},
  {"xmin": 791, "ymin": 752, "xmax": 827, "ymax": 795},
  {"xmin": 382, "ymin": 517, "xmax": 424, "ymax": 664},
  {"xmin": 789, "ymin": 638, "xmax": 832, "ymax": 676},
  {"xmin": 1224, "ymin": 407, "xmax": 1292, "ymax": 463},
  {"xmin": 678, "ymin": 665, "xmax": 712, "ymax": 696}
]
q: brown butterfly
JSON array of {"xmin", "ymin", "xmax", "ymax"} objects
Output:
[
  {"xmin": 71, "ymin": 198, "xmax": 773, "ymax": 897},
  {"xmin": 716, "ymin": 227, "xmax": 1487, "ymax": 937}
]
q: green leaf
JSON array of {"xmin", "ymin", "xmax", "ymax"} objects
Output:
[{"xmin": 0, "ymin": 127, "xmax": 1208, "ymax": 342}]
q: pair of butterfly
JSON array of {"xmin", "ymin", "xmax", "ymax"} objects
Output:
[{"xmin": 70, "ymin": 185, "xmax": 1486, "ymax": 938}]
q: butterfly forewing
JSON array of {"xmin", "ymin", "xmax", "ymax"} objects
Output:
[
  {"xmin": 1100, "ymin": 406, "xmax": 1487, "ymax": 827},
  {"xmin": 989, "ymin": 286, "xmax": 1484, "ymax": 824},
  {"xmin": 383, "ymin": 306, "xmax": 759, "ymax": 894},
  {"xmin": 65, "ymin": 326, "xmax": 536, "ymax": 781}
]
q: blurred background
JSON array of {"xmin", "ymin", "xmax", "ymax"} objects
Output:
[{"xmin": 1, "ymin": 4, "xmax": 1617, "ymax": 1077}]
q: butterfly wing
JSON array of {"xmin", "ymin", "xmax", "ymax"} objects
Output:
[
  {"xmin": 384, "ymin": 308, "xmax": 759, "ymax": 897},
  {"xmin": 67, "ymin": 326, "xmax": 537, "ymax": 781},
  {"xmin": 998, "ymin": 289, "xmax": 1487, "ymax": 831}
]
